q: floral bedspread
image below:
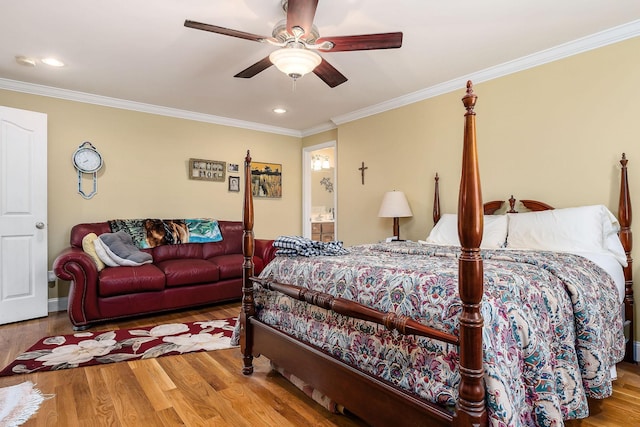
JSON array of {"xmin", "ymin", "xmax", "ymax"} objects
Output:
[{"xmin": 251, "ymin": 242, "xmax": 624, "ymax": 427}]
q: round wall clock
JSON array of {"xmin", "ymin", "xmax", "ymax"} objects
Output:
[
  {"xmin": 73, "ymin": 142, "xmax": 103, "ymax": 173},
  {"xmin": 73, "ymin": 141, "xmax": 103, "ymax": 199}
]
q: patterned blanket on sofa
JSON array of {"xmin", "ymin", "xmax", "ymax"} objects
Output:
[{"xmin": 108, "ymin": 218, "xmax": 223, "ymax": 249}]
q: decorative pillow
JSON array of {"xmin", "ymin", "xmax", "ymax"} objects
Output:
[
  {"xmin": 95, "ymin": 231, "xmax": 153, "ymax": 267},
  {"xmin": 81, "ymin": 233, "xmax": 105, "ymax": 271},
  {"xmin": 92, "ymin": 238, "xmax": 119, "ymax": 267},
  {"xmin": 506, "ymin": 205, "xmax": 626, "ymax": 264},
  {"xmin": 425, "ymin": 214, "xmax": 508, "ymax": 249}
]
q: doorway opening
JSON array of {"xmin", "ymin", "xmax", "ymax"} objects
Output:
[{"xmin": 302, "ymin": 141, "xmax": 336, "ymax": 241}]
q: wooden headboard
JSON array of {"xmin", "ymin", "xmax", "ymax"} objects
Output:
[
  {"xmin": 431, "ymin": 154, "xmax": 634, "ymax": 362},
  {"xmin": 433, "ymin": 189, "xmax": 556, "ymax": 222}
]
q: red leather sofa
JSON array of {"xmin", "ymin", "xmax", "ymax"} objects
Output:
[{"xmin": 53, "ymin": 220, "xmax": 276, "ymax": 330}]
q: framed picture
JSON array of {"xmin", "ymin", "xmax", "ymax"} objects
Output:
[
  {"xmin": 228, "ymin": 175, "xmax": 240, "ymax": 192},
  {"xmin": 228, "ymin": 163, "xmax": 239, "ymax": 173},
  {"xmin": 189, "ymin": 158, "xmax": 226, "ymax": 182},
  {"xmin": 251, "ymin": 161, "xmax": 282, "ymax": 198}
]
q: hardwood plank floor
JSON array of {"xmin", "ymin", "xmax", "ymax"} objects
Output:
[{"xmin": 1, "ymin": 302, "xmax": 638, "ymax": 426}]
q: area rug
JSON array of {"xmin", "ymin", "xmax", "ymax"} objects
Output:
[
  {"xmin": 0, "ymin": 318, "xmax": 237, "ymax": 377},
  {"xmin": 0, "ymin": 381, "xmax": 48, "ymax": 426}
]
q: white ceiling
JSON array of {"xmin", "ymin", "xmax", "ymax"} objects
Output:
[{"xmin": 1, "ymin": 1, "xmax": 640, "ymax": 137}]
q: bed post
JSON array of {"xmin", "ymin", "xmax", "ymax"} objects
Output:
[
  {"xmin": 619, "ymin": 153, "xmax": 634, "ymax": 362},
  {"xmin": 453, "ymin": 81, "xmax": 487, "ymax": 427},
  {"xmin": 241, "ymin": 150, "xmax": 256, "ymax": 374},
  {"xmin": 433, "ymin": 173, "xmax": 441, "ymax": 224}
]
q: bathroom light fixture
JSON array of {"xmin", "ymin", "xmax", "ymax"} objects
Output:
[
  {"xmin": 321, "ymin": 157, "xmax": 330, "ymax": 169},
  {"xmin": 311, "ymin": 155, "xmax": 331, "ymax": 171}
]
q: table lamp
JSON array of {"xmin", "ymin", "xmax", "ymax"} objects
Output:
[{"xmin": 378, "ymin": 191, "xmax": 413, "ymax": 240}]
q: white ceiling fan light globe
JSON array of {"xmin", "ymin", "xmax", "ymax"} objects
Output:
[{"xmin": 269, "ymin": 47, "xmax": 322, "ymax": 79}]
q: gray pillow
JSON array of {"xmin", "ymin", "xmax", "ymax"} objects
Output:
[{"xmin": 98, "ymin": 231, "xmax": 153, "ymax": 266}]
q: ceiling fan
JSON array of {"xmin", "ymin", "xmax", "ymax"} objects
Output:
[{"xmin": 184, "ymin": 0, "xmax": 403, "ymax": 88}]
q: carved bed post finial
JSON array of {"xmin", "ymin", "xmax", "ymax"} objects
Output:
[
  {"xmin": 241, "ymin": 149, "xmax": 256, "ymax": 374},
  {"xmin": 618, "ymin": 152, "xmax": 634, "ymax": 362},
  {"xmin": 433, "ymin": 173, "xmax": 441, "ymax": 224},
  {"xmin": 508, "ymin": 195, "xmax": 517, "ymax": 213},
  {"xmin": 463, "ymin": 80, "xmax": 477, "ymax": 115},
  {"xmin": 454, "ymin": 81, "xmax": 487, "ymax": 426}
]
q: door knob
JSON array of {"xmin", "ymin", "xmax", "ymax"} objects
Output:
[{"xmin": 35, "ymin": 222, "xmax": 45, "ymax": 229}]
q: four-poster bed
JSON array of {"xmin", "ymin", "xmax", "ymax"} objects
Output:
[{"xmin": 238, "ymin": 81, "xmax": 634, "ymax": 426}]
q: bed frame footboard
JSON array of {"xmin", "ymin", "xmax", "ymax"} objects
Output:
[
  {"xmin": 240, "ymin": 82, "xmax": 487, "ymax": 427},
  {"xmin": 240, "ymin": 83, "xmax": 487, "ymax": 426}
]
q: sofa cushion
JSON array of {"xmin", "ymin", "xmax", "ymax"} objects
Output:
[
  {"xmin": 218, "ymin": 221, "xmax": 243, "ymax": 254},
  {"xmin": 71, "ymin": 223, "xmax": 111, "ymax": 248},
  {"xmin": 156, "ymin": 259, "xmax": 220, "ymax": 287},
  {"xmin": 98, "ymin": 264, "xmax": 166, "ymax": 297},
  {"xmin": 201, "ymin": 241, "xmax": 226, "ymax": 259},
  {"xmin": 152, "ymin": 243, "xmax": 203, "ymax": 263},
  {"xmin": 207, "ymin": 254, "xmax": 265, "ymax": 280}
]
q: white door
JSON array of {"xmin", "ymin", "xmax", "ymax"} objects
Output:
[{"xmin": 0, "ymin": 106, "xmax": 48, "ymax": 324}]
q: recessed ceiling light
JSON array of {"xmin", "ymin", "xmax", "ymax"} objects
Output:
[
  {"xmin": 41, "ymin": 57, "xmax": 65, "ymax": 67},
  {"xmin": 15, "ymin": 56, "xmax": 37, "ymax": 67},
  {"xmin": 273, "ymin": 108, "xmax": 287, "ymax": 114}
]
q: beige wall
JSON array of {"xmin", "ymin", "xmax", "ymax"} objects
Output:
[
  {"xmin": 333, "ymin": 36, "xmax": 639, "ymax": 338},
  {"xmin": 302, "ymin": 129, "xmax": 337, "ymax": 148},
  {"xmin": 0, "ymin": 90, "xmax": 302, "ymax": 299},
  {"xmin": 336, "ymin": 37, "xmax": 638, "ymax": 245},
  {"xmin": 2, "ymin": 35, "xmax": 638, "ymax": 337}
]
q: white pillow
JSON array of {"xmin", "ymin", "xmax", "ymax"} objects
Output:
[
  {"xmin": 506, "ymin": 204, "xmax": 627, "ymax": 265},
  {"xmin": 92, "ymin": 238, "xmax": 119, "ymax": 267},
  {"xmin": 93, "ymin": 235, "xmax": 153, "ymax": 267},
  {"xmin": 425, "ymin": 214, "xmax": 508, "ymax": 249}
]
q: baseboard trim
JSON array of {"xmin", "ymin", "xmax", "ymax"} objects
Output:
[{"xmin": 48, "ymin": 297, "xmax": 68, "ymax": 313}]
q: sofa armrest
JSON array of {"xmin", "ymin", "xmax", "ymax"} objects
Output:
[
  {"xmin": 53, "ymin": 247, "xmax": 101, "ymax": 328},
  {"xmin": 255, "ymin": 239, "xmax": 276, "ymax": 264}
]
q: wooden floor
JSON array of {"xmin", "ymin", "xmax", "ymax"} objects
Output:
[{"xmin": 1, "ymin": 303, "xmax": 638, "ymax": 427}]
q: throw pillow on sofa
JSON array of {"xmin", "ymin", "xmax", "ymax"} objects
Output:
[
  {"xmin": 94, "ymin": 231, "xmax": 153, "ymax": 267},
  {"xmin": 82, "ymin": 233, "xmax": 105, "ymax": 271}
]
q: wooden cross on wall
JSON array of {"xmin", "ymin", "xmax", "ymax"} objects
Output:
[{"xmin": 358, "ymin": 162, "xmax": 368, "ymax": 185}]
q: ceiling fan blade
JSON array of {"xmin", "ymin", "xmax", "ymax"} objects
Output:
[
  {"xmin": 313, "ymin": 58, "xmax": 348, "ymax": 88},
  {"xmin": 286, "ymin": 0, "xmax": 319, "ymax": 38},
  {"xmin": 234, "ymin": 56, "xmax": 273, "ymax": 79},
  {"xmin": 184, "ymin": 20, "xmax": 270, "ymax": 43},
  {"xmin": 317, "ymin": 32, "xmax": 403, "ymax": 52}
]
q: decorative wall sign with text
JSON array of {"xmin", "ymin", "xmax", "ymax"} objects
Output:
[{"xmin": 189, "ymin": 158, "xmax": 226, "ymax": 182}]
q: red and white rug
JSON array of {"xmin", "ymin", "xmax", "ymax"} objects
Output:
[{"xmin": 0, "ymin": 318, "xmax": 237, "ymax": 377}]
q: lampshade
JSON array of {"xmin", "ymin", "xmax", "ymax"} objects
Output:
[
  {"xmin": 378, "ymin": 191, "xmax": 413, "ymax": 218},
  {"xmin": 269, "ymin": 47, "xmax": 322, "ymax": 79}
]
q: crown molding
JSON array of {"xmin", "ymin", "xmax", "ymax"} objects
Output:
[
  {"xmin": 330, "ymin": 20, "xmax": 640, "ymax": 127},
  {"xmin": 3, "ymin": 19, "xmax": 638, "ymax": 138},
  {"xmin": 300, "ymin": 121, "xmax": 337, "ymax": 138},
  {"xmin": 0, "ymin": 78, "xmax": 303, "ymax": 138}
]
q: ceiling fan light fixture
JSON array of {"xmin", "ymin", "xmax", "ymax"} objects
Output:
[{"xmin": 269, "ymin": 47, "xmax": 321, "ymax": 80}]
